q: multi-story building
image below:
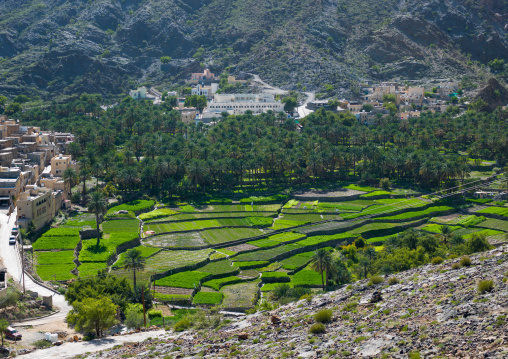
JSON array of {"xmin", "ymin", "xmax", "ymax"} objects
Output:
[
  {"xmin": 51, "ymin": 154, "xmax": 78, "ymax": 177},
  {"xmin": 191, "ymin": 83, "xmax": 219, "ymax": 100},
  {"xmin": 16, "ymin": 186, "xmax": 63, "ymax": 230},
  {"xmin": 205, "ymin": 93, "xmax": 284, "ymax": 116},
  {"xmin": 190, "ymin": 69, "xmax": 216, "ymax": 82}
]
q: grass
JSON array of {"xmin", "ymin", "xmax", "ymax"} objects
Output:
[
  {"xmin": 33, "ymin": 235, "xmax": 80, "ymax": 251},
  {"xmin": 233, "ymin": 261, "xmax": 269, "ymax": 269},
  {"xmin": 316, "ymin": 202, "xmax": 364, "ymax": 211},
  {"xmin": 78, "ymin": 262, "xmax": 109, "ymax": 277},
  {"xmin": 261, "ymin": 271, "xmax": 290, "ymax": 282},
  {"xmin": 157, "ymin": 271, "xmax": 211, "ymax": 288},
  {"xmin": 36, "ymin": 250, "xmax": 75, "ymax": 265},
  {"xmin": 283, "ymin": 199, "xmax": 299, "ymax": 208},
  {"xmin": 154, "ymin": 293, "xmax": 192, "ymax": 302},
  {"xmin": 476, "ymin": 218, "xmax": 508, "ymax": 232},
  {"xmin": 261, "ymin": 282, "xmax": 291, "ymax": 292},
  {"xmin": 373, "ymin": 205, "xmax": 454, "ymax": 221},
  {"xmin": 296, "ymin": 232, "xmax": 353, "ymax": 247},
  {"xmin": 239, "ymin": 194, "xmax": 288, "ymax": 203},
  {"xmin": 476, "ymin": 207, "xmax": 508, "ymax": 218},
  {"xmin": 196, "ymin": 260, "xmax": 238, "ymax": 276},
  {"xmin": 272, "ymin": 219, "xmax": 309, "ymax": 230},
  {"xmin": 143, "ymin": 249, "xmax": 213, "ymax": 272},
  {"xmin": 202, "ymin": 276, "xmax": 243, "ymax": 290},
  {"xmin": 102, "ymin": 219, "xmax": 139, "ymax": 233},
  {"xmin": 344, "ymin": 184, "xmax": 377, "ymax": 192},
  {"xmin": 36, "ymin": 264, "xmax": 76, "ymax": 281},
  {"xmin": 342, "ymin": 199, "xmax": 427, "ymax": 219},
  {"xmin": 144, "ymin": 211, "xmax": 276, "ymax": 223},
  {"xmin": 107, "ymin": 200, "xmax": 155, "ymax": 215},
  {"xmin": 139, "ymin": 208, "xmax": 178, "ymax": 221},
  {"xmin": 62, "ymin": 214, "xmax": 96, "ymax": 228},
  {"xmin": 420, "ymin": 224, "xmax": 461, "ymax": 233},
  {"xmin": 193, "ymin": 292, "xmax": 223, "ymax": 305},
  {"xmin": 268, "ymin": 232, "xmax": 306, "ymax": 242},
  {"xmin": 462, "ymin": 229, "xmax": 503, "ymax": 239},
  {"xmin": 360, "ymin": 190, "xmax": 392, "ymax": 198},
  {"xmin": 280, "ymin": 251, "xmax": 316, "ymax": 270},
  {"xmin": 202, "ymin": 227, "xmax": 263, "ymax": 244},
  {"xmin": 232, "ymin": 243, "xmax": 302, "ymax": 262},
  {"xmin": 291, "ymin": 269, "xmax": 325, "ymax": 287},
  {"xmin": 220, "ymin": 280, "xmax": 260, "ymax": 308},
  {"xmin": 79, "ymin": 241, "xmax": 116, "ymax": 262},
  {"xmin": 114, "ymin": 246, "xmax": 160, "ymax": 268},
  {"xmin": 247, "ymin": 238, "xmax": 280, "ymax": 248}
]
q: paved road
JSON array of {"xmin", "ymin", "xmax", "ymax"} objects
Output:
[
  {"xmin": 249, "ymin": 74, "xmax": 288, "ymax": 95},
  {"xmin": 296, "ymin": 91, "xmax": 315, "ymax": 118},
  {"xmin": 18, "ymin": 330, "xmax": 166, "ymax": 359},
  {"xmin": 0, "ymin": 212, "xmax": 71, "ymax": 325}
]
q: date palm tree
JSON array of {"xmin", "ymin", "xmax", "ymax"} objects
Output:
[
  {"xmin": 123, "ymin": 248, "xmax": 145, "ymax": 288},
  {"xmin": 87, "ymin": 191, "xmax": 107, "ymax": 247},
  {"xmin": 62, "ymin": 168, "xmax": 79, "ymax": 198},
  {"xmin": 311, "ymin": 248, "xmax": 333, "ymax": 291}
]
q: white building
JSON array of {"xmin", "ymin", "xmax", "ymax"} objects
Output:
[
  {"xmin": 129, "ymin": 87, "xmax": 147, "ymax": 100},
  {"xmin": 191, "ymin": 84, "xmax": 219, "ymax": 100},
  {"xmin": 206, "ymin": 93, "xmax": 284, "ymax": 116}
]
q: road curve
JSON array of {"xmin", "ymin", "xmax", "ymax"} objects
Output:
[{"xmin": 0, "ymin": 212, "xmax": 71, "ymax": 326}]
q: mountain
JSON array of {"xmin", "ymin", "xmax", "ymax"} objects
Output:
[
  {"xmin": 50, "ymin": 244, "xmax": 508, "ymax": 358},
  {"xmin": 0, "ymin": 0, "xmax": 507, "ymax": 100}
]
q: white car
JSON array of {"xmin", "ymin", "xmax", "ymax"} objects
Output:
[{"xmin": 9, "ymin": 235, "xmax": 16, "ymax": 245}]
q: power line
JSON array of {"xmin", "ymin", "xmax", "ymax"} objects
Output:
[{"xmin": 47, "ymin": 173, "xmax": 507, "ymax": 282}]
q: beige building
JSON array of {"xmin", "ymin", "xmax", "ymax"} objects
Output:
[
  {"xmin": 40, "ymin": 175, "xmax": 70, "ymax": 200},
  {"xmin": 51, "ymin": 154, "xmax": 77, "ymax": 177},
  {"xmin": 227, "ymin": 76, "xmax": 248, "ymax": 85},
  {"xmin": 17, "ymin": 186, "xmax": 63, "ymax": 230}
]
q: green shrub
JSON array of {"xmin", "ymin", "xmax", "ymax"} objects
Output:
[
  {"xmin": 409, "ymin": 352, "xmax": 421, "ymax": 359},
  {"xmin": 147, "ymin": 310, "xmax": 162, "ymax": 319},
  {"xmin": 368, "ymin": 275, "xmax": 384, "ymax": 285},
  {"xmin": 309, "ymin": 323, "xmax": 326, "ymax": 334},
  {"xmin": 173, "ymin": 318, "xmax": 191, "ymax": 332},
  {"xmin": 477, "ymin": 280, "xmax": 494, "ymax": 294},
  {"xmin": 192, "ymin": 292, "xmax": 223, "ymax": 305},
  {"xmin": 314, "ymin": 309, "xmax": 333, "ymax": 323},
  {"xmin": 460, "ymin": 256, "xmax": 472, "ymax": 267},
  {"xmin": 431, "ymin": 257, "xmax": 444, "ymax": 265},
  {"xmin": 32, "ymin": 339, "xmax": 52, "ymax": 348},
  {"xmin": 451, "ymin": 263, "xmax": 461, "ymax": 270},
  {"xmin": 388, "ymin": 277, "xmax": 399, "ymax": 285}
]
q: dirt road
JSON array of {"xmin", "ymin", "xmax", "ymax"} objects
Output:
[{"xmin": 17, "ymin": 330, "xmax": 166, "ymax": 359}]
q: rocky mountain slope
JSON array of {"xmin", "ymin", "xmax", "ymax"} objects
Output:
[
  {"xmin": 78, "ymin": 244, "xmax": 508, "ymax": 358},
  {"xmin": 0, "ymin": 0, "xmax": 507, "ymax": 100}
]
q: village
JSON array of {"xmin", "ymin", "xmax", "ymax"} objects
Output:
[{"xmin": 129, "ymin": 69, "xmax": 467, "ymax": 126}]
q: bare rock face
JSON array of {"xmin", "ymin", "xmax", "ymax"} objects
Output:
[
  {"xmin": 0, "ymin": 0, "xmax": 506, "ymax": 99},
  {"xmin": 475, "ymin": 78, "xmax": 508, "ymax": 111},
  {"xmin": 45, "ymin": 245, "xmax": 508, "ymax": 359}
]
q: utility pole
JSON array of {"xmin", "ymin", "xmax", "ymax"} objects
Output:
[
  {"xmin": 141, "ymin": 286, "xmax": 147, "ymax": 328},
  {"xmin": 20, "ymin": 231, "xmax": 25, "ymax": 294}
]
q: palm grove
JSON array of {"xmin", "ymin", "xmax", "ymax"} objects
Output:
[{"xmin": 15, "ymin": 95, "xmax": 508, "ymax": 199}]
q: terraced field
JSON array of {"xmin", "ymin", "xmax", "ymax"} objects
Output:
[{"xmin": 32, "ymin": 186, "xmax": 508, "ymax": 311}]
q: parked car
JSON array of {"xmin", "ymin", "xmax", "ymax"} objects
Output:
[
  {"xmin": 9, "ymin": 236, "xmax": 16, "ymax": 245},
  {"xmin": 11, "ymin": 227, "xmax": 18, "ymax": 235},
  {"xmin": 5, "ymin": 327, "xmax": 21, "ymax": 341}
]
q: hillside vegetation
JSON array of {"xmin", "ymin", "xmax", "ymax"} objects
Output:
[{"xmin": 0, "ymin": 0, "xmax": 507, "ymax": 99}]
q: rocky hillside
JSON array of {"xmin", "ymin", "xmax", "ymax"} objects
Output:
[
  {"xmin": 0, "ymin": 0, "xmax": 507, "ymax": 100},
  {"xmin": 80, "ymin": 244, "xmax": 508, "ymax": 358}
]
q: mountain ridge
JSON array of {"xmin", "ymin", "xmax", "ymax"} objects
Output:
[{"xmin": 0, "ymin": 0, "xmax": 506, "ymax": 100}]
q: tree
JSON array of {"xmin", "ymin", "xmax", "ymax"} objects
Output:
[
  {"xmin": 87, "ymin": 191, "xmax": 107, "ymax": 247},
  {"xmin": 13, "ymin": 95, "xmax": 30, "ymax": 103},
  {"xmin": 124, "ymin": 304, "xmax": 145, "ymax": 329},
  {"xmin": 332, "ymin": 259, "xmax": 351, "ymax": 285},
  {"xmin": 0, "ymin": 96, "xmax": 7, "ymax": 113},
  {"xmin": 362, "ymin": 104, "xmax": 374, "ymax": 112},
  {"xmin": 160, "ymin": 56, "xmax": 172, "ymax": 64},
  {"xmin": 123, "ymin": 248, "xmax": 145, "ymax": 288},
  {"xmin": 184, "ymin": 95, "xmax": 207, "ymax": 113},
  {"xmin": 379, "ymin": 177, "xmax": 390, "ymax": 190},
  {"xmin": 440, "ymin": 225, "xmax": 452, "ymax": 246},
  {"xmin": 63, "ymin": 168, "xmax": 79, "ymax": 197},
  {"xmin": 67, "ymin": 296, "xmax": 118, "ymax": 337},
  {"xmin": 466, "ymin": 233, "xmax": 491, "ymax": 254},
  {"xmin": 488, "ymin": 58, "xmax": 505, "ymax": 72},
  {"xmin": 383, "ymin": 94, "xmax": 396, "ymax": 103},
  {"xmin": 282, "ymin": 97, "xmax": 298, "ymax": 113},
  {"xmin": 0, "ymin": 319, "xmax": 8, "ymax": 347},
  {"xmin": 5, "ymin": 102, "xmax": 21, "ymax": 115},
  {"xmin": 310, "ymin": 248, "xmax": 333, "ymax": 290}
]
